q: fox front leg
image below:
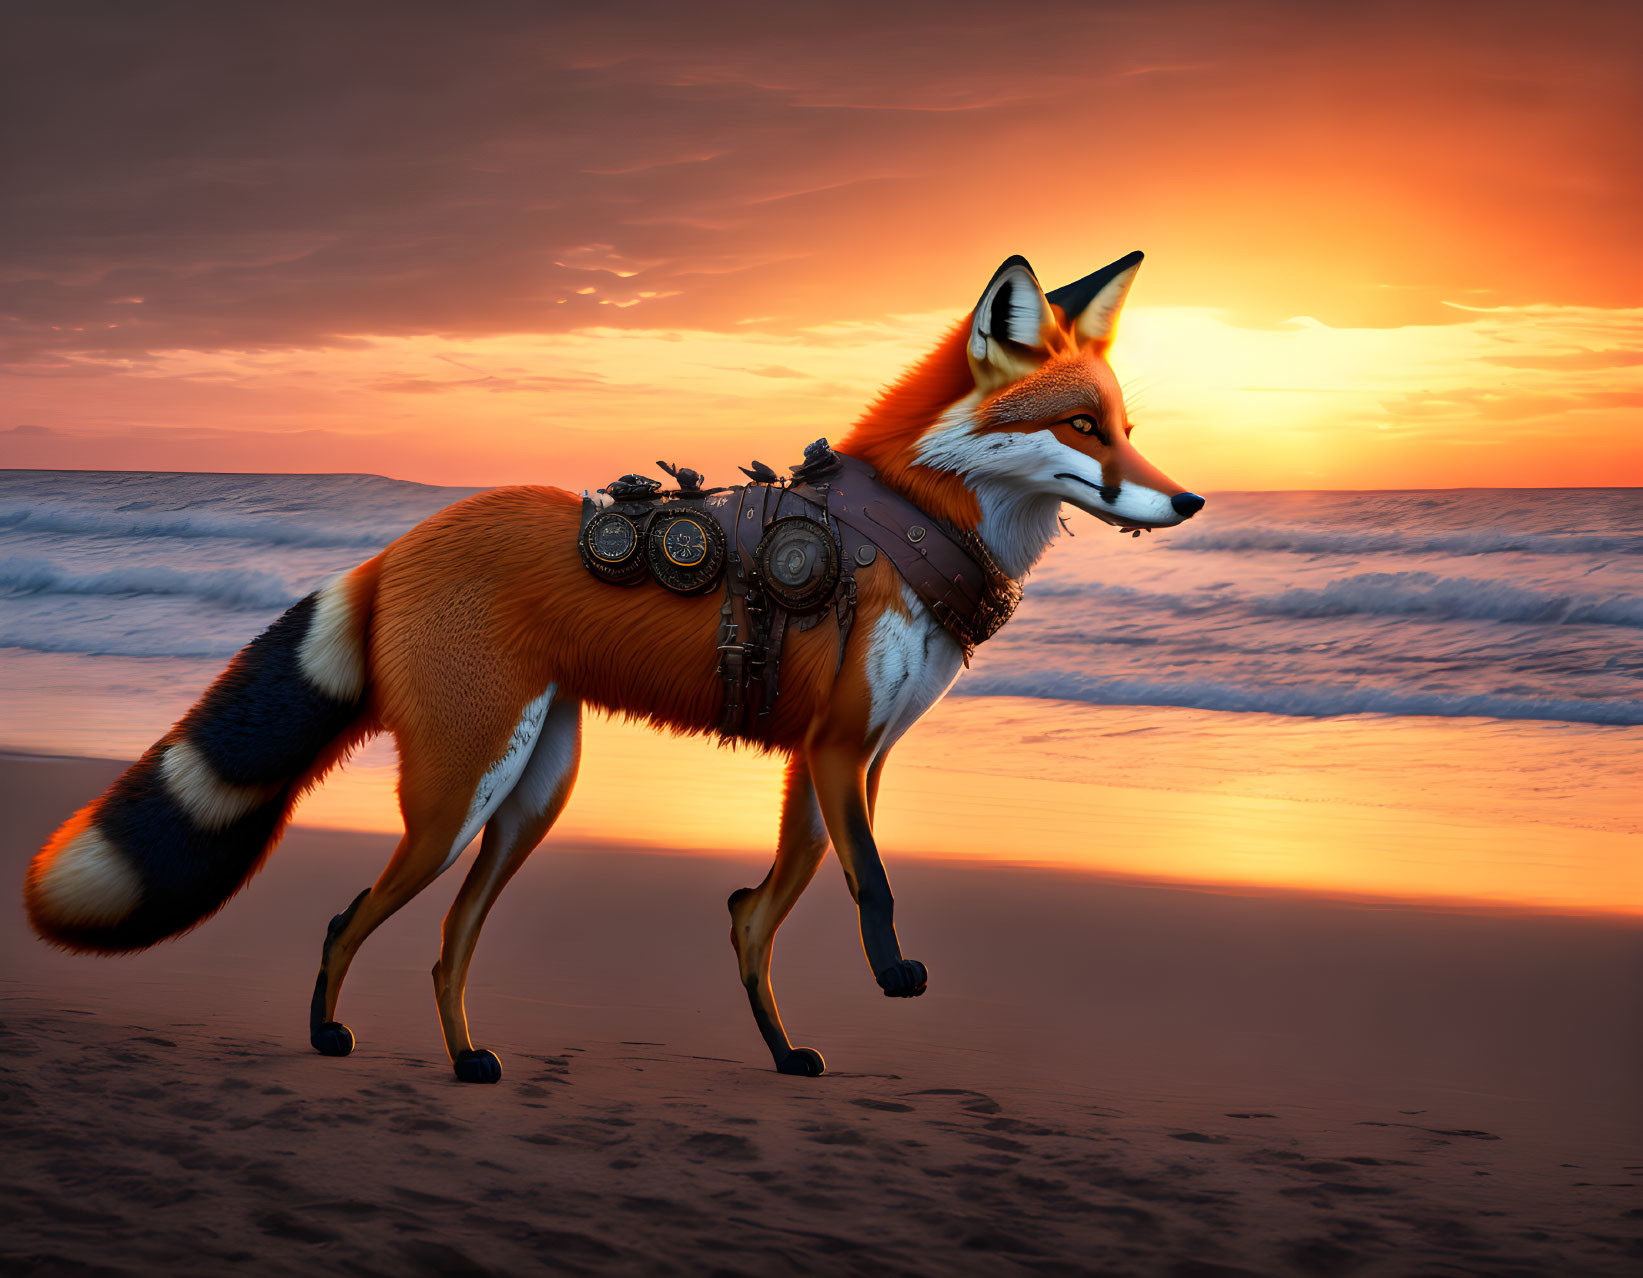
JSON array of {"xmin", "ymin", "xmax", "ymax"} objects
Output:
[{"xmin": 808, "ymin": 742, "xmax": 928, "ymax": 998}]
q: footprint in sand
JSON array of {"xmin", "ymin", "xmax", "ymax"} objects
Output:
[
  {"xmin": 803, "ymin": 1122, "xmax": 868, "ymax": 1147},
  {"xmin": 254, "ymin": 1210, "xmax": 341, "ymax": 1245},
  {"xmin": 906, "ymin": 1087, "xmax": 1003, "ymax": 1115},
  {"xmin": 679, "ymin": 1130, "xmax": 757, "ymax": 1161}
]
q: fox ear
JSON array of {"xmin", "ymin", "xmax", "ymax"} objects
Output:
[
  {"xmin": 967, "ymin": 255, "xmax": 1054, "ymax": 389},
  {"xmin": 1047, "ymin": 250, "xmax": 1143, "ymax": 347}
]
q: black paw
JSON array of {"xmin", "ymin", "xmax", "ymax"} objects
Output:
[
  {"xmin": 311, "ymin": 1021, "xmax": 355, "ymax": 1057},
  {"xmin": 454, "ymin": 1048, "xmax": 503, "ymax": 1084},
  {"xmin": 876, "ymin": 959, "xmax": 928, "ymax": 998},
  {"xmin": 777, "ymin": 1047, "xmax": 827, "ymax": 1076}
]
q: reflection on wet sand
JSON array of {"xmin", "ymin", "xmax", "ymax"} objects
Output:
[{"xmin": 292, "ymin": 697, "xmax": 1642, "ymax": 918}]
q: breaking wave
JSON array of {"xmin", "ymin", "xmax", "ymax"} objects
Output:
[
  {"xmin": 0, "ymin": 502, "xmax": 408, "ymax": 549},
  {"xmin": 0, "ymin": 556, "xmax": 304, "ymax": 611},
  {"xmin": 1252, "ymin": 572, "xmax": 1643, "ymax": 628},
  {"xmin": 959, "ymin": 672, "xmax": 1643, "ymax": 727},
  {"xmin": 0, "ymin": 629, "xmax": 246, "ymax": 661},
  {"xmin": 1029, "ymin": 572, "xmax": 1643, "ymax": 629},
  {"xmin": 1166, "ymin": 527, "xmax": 1643, "ymax": 558}
]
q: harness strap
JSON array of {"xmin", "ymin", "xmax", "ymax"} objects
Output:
[
  {"xmin": 699, "ymin": 449, "xmax": 1020, "ymax": 737},
  {"xmin": 800, "ymin": 453, "xmax": 1014, "ymax": 659}
]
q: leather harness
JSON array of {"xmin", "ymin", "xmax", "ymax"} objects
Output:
[{"xmin": 580, "ymin": 446, "xmax": 1021, "ymax": 740}]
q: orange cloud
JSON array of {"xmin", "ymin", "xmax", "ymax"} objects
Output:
[
  {"xmin": 4, "ymin": 301, "xmax": 1639, "ymax": 489},
  {"xmin": 1, "ymin": 2, "xmax": 1638, "ymax": 487}
]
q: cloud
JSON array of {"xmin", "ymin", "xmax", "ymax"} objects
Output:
[
  {"xmin": 1483, "ymin": 350, "xmax": 1643, "ymax": 371},
  {"xmin": 371, "ymin": 372, "xmax": 604, "ymax": 394},
  {"xmin": 1, "ymin": 0, "xmax": 1638, "ymax": 373},
  {"xmin": 6, "ymin": 299, "xmax": 1638, "ymax": 489}
]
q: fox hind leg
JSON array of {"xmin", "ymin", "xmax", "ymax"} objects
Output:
[
  {"xmin": 307, "ymin": 821, "xmax": 469, "ymax": 1056},
  {"xmin": 730, "ymin": 756, "xmax": 831, "ymax": 1076},
  {"xmin": 309, "ymin": 687, "xmax": 557, "ymax": 1060},
  {"xmin": 310, "ymin": 887, "xmax": 370, "ymax": 1055},
  {"xmin": 434, "ymin": 696, "xmax": 582, "ymax": 1083}
]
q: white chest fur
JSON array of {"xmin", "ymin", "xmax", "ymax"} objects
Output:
[{"xmin": 864, "ymin": 583, "xmax": 965, "ymax": 751}]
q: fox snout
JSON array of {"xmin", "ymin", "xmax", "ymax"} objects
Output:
[{"xmin": 1054, "ymin": 469, "xmax": 1204, "ymax": 529}]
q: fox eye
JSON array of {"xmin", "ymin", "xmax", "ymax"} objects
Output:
[{"xmin": 1065, "ymin": 415, "xmax": 1109, "ymax": 445}]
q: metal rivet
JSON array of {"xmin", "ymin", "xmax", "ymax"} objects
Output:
[
  {"xmin": 908, "ymin": 525, "xmax": 926, "ymax": 543},
  {"xmin": 855, "ymin": 544, "xmax": 877, "ymax": 565}
]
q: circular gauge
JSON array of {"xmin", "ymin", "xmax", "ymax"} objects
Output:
[
  {"xmin": 588, "ymin": 513, "xmax": 638, "ymax": 562},
  {"xmin": 578, "ymin": 511, "xmax": 647, "ymax": 585},
  {"xmin": 645, "ymin": 509, "xmax": 726, "ymax": 594},
  {"xmin": 755, "ymin": 516, "xmax": 839, "ymax": 612},
  {"xmin": 662, "ymin": 518, "xmax": 708, "ymax": 567}
]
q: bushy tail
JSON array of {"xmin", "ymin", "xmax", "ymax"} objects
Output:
[{"xmin": 25, "ymin": 558, "xmax": 383, "ymax": 952}]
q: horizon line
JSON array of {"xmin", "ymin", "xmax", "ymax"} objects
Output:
[{"xmin": 3, "ymin": 466, "xmax": 1638, "ymax": 496}]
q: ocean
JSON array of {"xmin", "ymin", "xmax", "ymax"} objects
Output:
[
  {"xmin": 981, "ymin": 486, "xmax": 1643, "ymax": 726},
  {"xmin": 2, "ymin": 470, "xmax": 1638, "ymax": 911},
  {"xmin": 3, "ymin": 470, "xmax": 1638, "ymax": 728}
]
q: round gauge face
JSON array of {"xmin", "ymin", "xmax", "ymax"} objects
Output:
[
  {"xmin": 662, "ymin": 519, "xmax": 708, "ymax": 567},
  {"xmin": 755, "ymin": 516, "xmax": 839, "ymax": 612},
  {"xmin": 775, "ymin": 543, "xmax": 811, "ymax": 584},
  {"xmin": 579, "ymin": 510, "xmax": 648, "ymax": 586},
  {"xmin": 587, "ymin": 513, "xmax": 638, "ymax": 563},
  {"xmin": 644, "ymin": 509, "xmax": 725, "ymax": 594}
]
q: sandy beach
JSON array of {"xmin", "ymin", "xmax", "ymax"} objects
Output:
[{"xmin": 4, "ymin": 751, "xmax": 1639, "ymax": 1275}]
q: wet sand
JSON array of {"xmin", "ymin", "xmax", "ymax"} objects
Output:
[
  {"xmin": 9, "ymin": 661, "xmax": 1639, "ymax": 915},
  {"xmin": 3, "ymin": 752, "xmax": 1640, "ymax": 1275}
]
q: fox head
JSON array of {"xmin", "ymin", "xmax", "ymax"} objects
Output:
[{"xmin": 841, "ymin": 252, "xmax": 1203, "ymax": 578}]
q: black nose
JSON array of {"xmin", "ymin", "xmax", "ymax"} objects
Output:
[{"xmin": 1170, "ymin": 492, "xmax": 1205, "ymax": 518}]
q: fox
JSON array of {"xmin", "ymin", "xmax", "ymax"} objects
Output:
[{"xmin": 24, "ymin": 251, "xmax": 1203, "ymax": 1083}]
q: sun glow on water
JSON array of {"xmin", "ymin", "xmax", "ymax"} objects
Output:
[{"xmin": 286, "ymin": 701, "xmax": 1641, "ymax": 918}]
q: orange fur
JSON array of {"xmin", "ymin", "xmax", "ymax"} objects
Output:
[
  {"xmin": 840, "ymin": 322, "xmax": 983, "ymax": 532},
  {"xmin": 838, "ymin": 306, "xmax": 1176, "ymax": 526},
  {"xmin": 365, "ymin": 485, "xmax": 903, "ymax": 767},
  {"xmin": 982, "ymin": 353, "xmax": 1186, "ymax": 499}
]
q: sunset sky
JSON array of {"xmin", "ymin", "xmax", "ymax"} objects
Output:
[{"xmin": 2, "ymin": 1, "xmax": 1639, "ymax": 490}]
